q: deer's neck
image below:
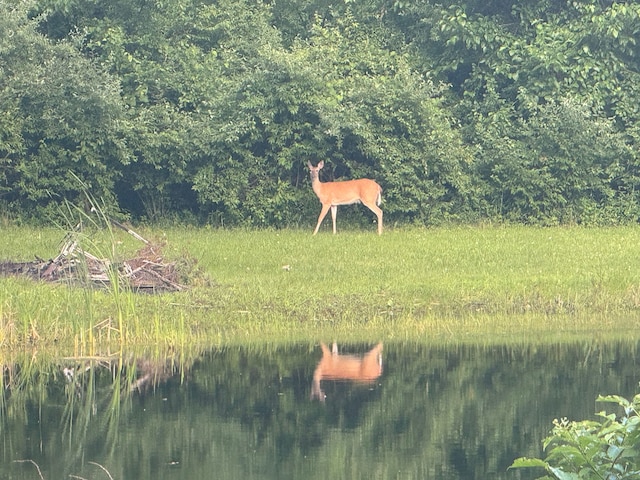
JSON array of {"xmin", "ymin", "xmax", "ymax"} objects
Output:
[{"xmin": 310, "ymin": 173, "xmax": 323, "ymax": 194}]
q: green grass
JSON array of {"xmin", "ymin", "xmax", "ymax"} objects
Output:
[{"xmin": 2, "ymin": 225, "xmax": 640, "ymax": 355}]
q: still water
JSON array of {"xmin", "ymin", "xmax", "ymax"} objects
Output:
[{"xmin": 1, "ymin": 341, "xmax": 639, "ymax": 480}]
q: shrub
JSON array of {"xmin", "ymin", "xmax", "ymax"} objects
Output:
[{"xmin": 511, "ymin": 394, "xmax": 640, "ymax": 479}]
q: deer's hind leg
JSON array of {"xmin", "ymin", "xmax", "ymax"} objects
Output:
[
  {"xmin": 330, "ymin": 205, "xmax": 338, "ymax": 234},
  {"xmin": 363, "ymin": 202, "xmax": 383, "ymax": 235}
]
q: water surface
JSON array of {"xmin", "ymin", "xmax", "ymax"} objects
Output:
[{"xmin": 2, "ymin": 340, "xmax": 638, "ymax": 479}]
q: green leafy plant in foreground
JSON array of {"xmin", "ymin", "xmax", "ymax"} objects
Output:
[{"xmin": 511, "ymin": 394, "xmax": 640, "ymax": 479}]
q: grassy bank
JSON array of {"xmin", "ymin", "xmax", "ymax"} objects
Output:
[{"xmin": 1, "ymin": 225, "xmax": 640, "ymax": 354}]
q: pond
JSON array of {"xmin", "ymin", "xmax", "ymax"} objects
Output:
[{"xmin": 1, "ymin": 340, "xmax": 639, "ymax": 479}]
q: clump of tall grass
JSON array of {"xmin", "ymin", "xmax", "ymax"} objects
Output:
[{"xmin": 54, "ymin": 191, "xmax": 137, "ymax": 352}]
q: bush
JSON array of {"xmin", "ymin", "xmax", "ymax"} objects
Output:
[{"xmin": 510, "ymin": 394, "xmax": 640, "ymax": 479}]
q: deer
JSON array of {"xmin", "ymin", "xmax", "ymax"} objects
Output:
[
  {"xmin": 307, "ymin": 161, "xmax": 383, "ymax": 235},
  {"xmin": 310, "ymin": 342, "xmax": 383, "ymax": 402}
]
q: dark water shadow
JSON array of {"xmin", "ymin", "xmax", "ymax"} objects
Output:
[{"xmin": 1, "ymin": 340, "xmax": 639, "ymax": 479}]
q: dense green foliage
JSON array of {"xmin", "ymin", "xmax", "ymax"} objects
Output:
[
  {"xmin": 511, "ymin": 394, "xmax": 640, "ymax": 479},
  {"xmin": 1, "ymin": 0, "xmax": 639, "ymax": 225}
]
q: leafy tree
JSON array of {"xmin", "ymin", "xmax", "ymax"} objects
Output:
[
  {"xmin": 475, "ymin": 98, "xmax": 639, "ymax": 224},
  {"xmin": 387, "ymin": 0, "xmax": 640, "ymax": 224},
  {"xmin": 188, "ymin": 4, "xmax": 475, "ymax": 226},
  {"xmin": 4, "ymin": 0, "xmax": 640, "ymax": 226},
  {"xmin": 28, "ymin": 0, "xmax": 476, "ymax": 226},
  {"xmin": 0, "ymin": 1, "xmax": 130, "ymax": 220}
]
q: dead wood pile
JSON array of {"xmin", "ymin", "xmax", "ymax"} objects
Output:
[{"xmin": 0, "ymin": 224, "xmax": 185, "ymax": 293}]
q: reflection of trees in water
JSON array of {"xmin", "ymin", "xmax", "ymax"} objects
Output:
[
  {"xmin": 1, "ymin": 351, "xmax": 198, "ymax": 479},
  {"xmin": 1, "ymin": 341, "xmax": 639, "ymax": 480},
  {"xmin": 378, "ymin": 342, "xmax": 640, "ymax": 479}
]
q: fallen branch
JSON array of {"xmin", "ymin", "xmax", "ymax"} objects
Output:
[
  {"xmin": 106, "ymin": 215, "xmax": 149, "ymax": 244},
  {"xmin": 0, "ymin": 231, "xmax": 186, "ymax": 293}
]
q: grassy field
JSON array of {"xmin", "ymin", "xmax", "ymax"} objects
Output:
[{"xmin": 1, "ymin": 224, "xmax": 640, "ymax": 355}]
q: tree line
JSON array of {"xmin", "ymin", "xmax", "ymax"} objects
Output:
[{"xmin": 1, "ymin": 0, "xmax": 639, "ymax": 226}]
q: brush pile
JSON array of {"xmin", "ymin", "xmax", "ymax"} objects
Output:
[{"xmin": 0, "ymin": 224, "xmax": 184, "ymax": 293}]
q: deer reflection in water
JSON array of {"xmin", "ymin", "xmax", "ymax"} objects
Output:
[{"xmin": 311, "ymin": 342, "xmax": 383, "ymax": 401}]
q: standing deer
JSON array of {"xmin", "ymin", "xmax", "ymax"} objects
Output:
[
  {"xmin": 311, "ymin": 342, "xmax": 383, "ymax": 401},
  {"xmin": 307, "ymin": 161, "xmax": 383, "ymax": 235}
]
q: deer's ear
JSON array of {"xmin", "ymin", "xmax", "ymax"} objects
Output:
[
  {"xmin": 307, "ymin": 161, "xmax": 313, "ymax": 168},
  {"xmin": 318, "ymin": 160, "xmax": 324, "ymax": 168}
]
